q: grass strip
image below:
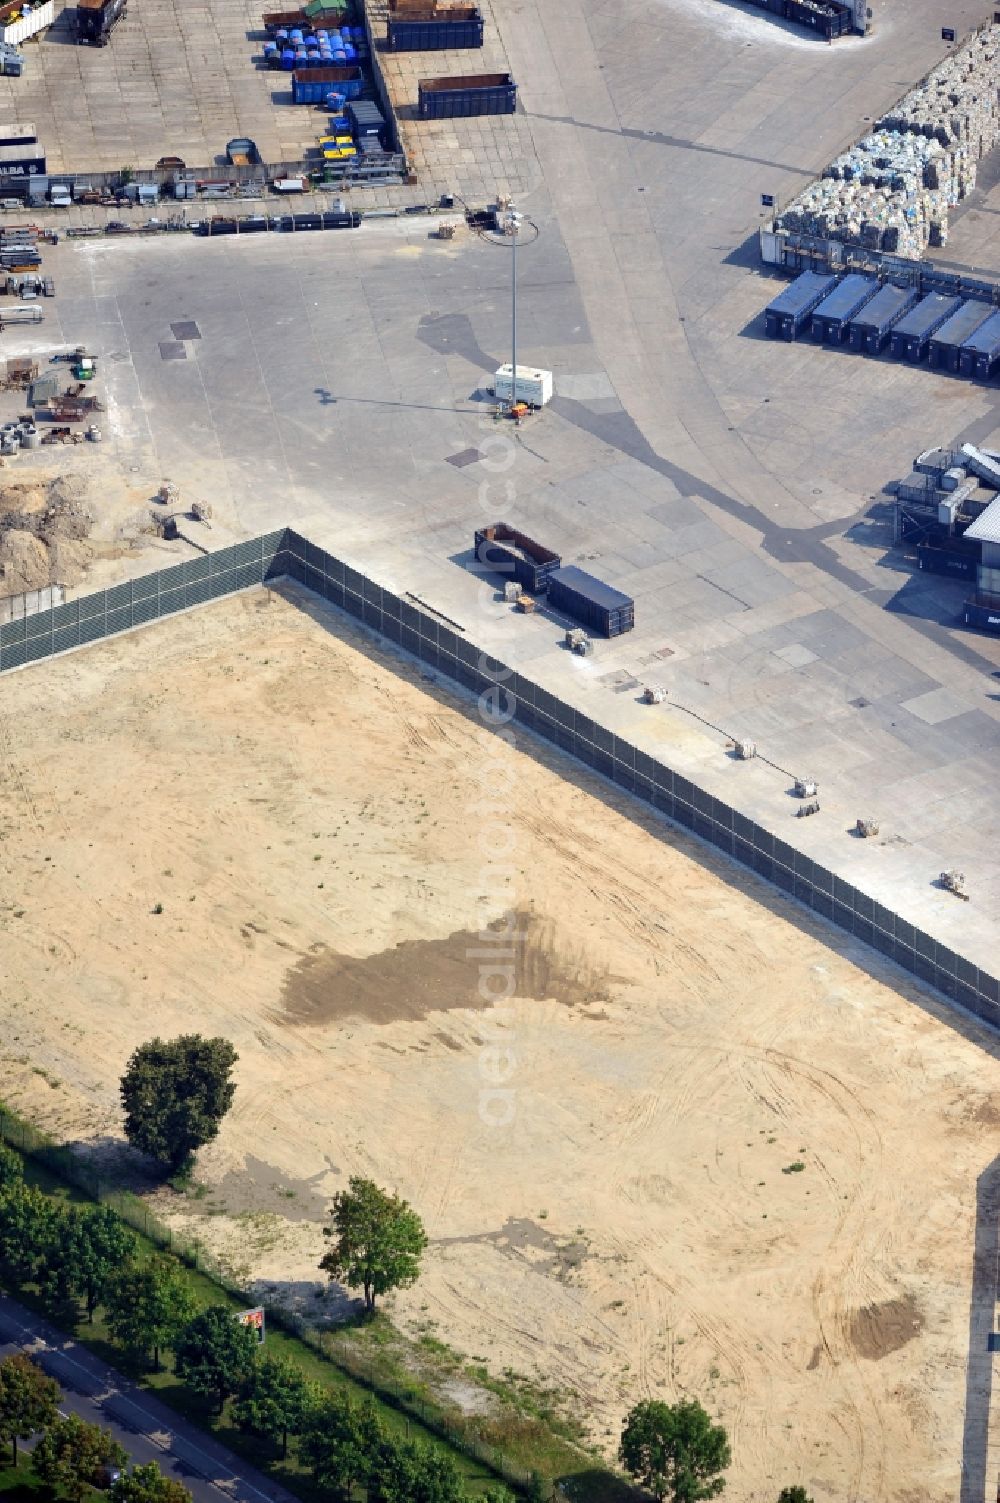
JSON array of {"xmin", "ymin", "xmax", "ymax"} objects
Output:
[{"xmin": 0, "ymin": 1108, "xmax": 633, "ymax": 1502}]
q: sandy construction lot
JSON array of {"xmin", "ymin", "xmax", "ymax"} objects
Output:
[{"xmin": 0, "ymin": 586, "xmax": 996, "ymax": 1500}]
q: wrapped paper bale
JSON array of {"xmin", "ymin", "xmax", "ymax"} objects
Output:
[{"xmin": 777, "ymin": 22, "xmax": 1000, "ymax": 258}]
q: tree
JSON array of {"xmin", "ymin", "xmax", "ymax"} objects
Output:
[
  {"xmin": 172, "ymin": 1305, "xmax": 259, "ymax": 1414},
  {"xmin": 299, "ymin": 1392, "xmax": 370, "ymax": 1499},
  {"xmin": 0, "ymin": 1183, "xmax": 61, "ymax": 1287},
  {"xmin": 407, "ymin": 1443, "xmax": 469, "ymax": 1503},
  {"xmin": 104, "ymin": 1255, "xmax": 197, "ymax": 1370},
  {"xmin": 0, "ymin": 1354, "xmax": 60, "ymax": 1463},
  {"xmin": 364, "ymin": 1433, "xmax": 469, "ymax": 1503},
  {"xmin": 120, "ymin": 1035, "xmax": 238, "ymax": 1171},
  {"xmin": 232, "ymin": 1351, "xmax": 312, "ymax": 1458},
  {"xmin": 366, "ymin": 1433, "xmax": 420, "ymax": 1503},
  {"xmin": 44, "ymin": 1204, "xmax": 138, "ymax": 1320},
  {"xmin": 0, "ymin": 1144, "xmax": 23, "ymax": 1194},
  {"xmin": 619, "ymin": 1399, "xmax": 731, "ymax": 1503},
  {"xmin": 32, "ymin": 1414, "xmax": 127, "ymax": 1503},
  {"xmin": 319, "ymin": 1177, "xmax": 427, "ymax": 1312},
  {"xmin": 109, "ymin": 1461, "xmax": 193, "ymax": 1503},
  {"xmin": 777, "ymin": 1490, "xmax": 813, "ymax": 1503}
]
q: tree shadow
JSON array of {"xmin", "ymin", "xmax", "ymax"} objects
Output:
[{"xmin": 252, "ymin": 1276, "xmax": 360, "ymax": 1328}]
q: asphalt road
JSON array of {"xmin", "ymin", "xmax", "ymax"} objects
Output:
[{"xmin": 0, "ymin": 1293, "xmax": 297, "ymax": 1503}]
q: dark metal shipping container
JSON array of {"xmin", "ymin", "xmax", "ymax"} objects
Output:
[
  {"xmin": 783, "ymin": 0, "xmax": 851, "ymax": 37},
  {"xmin": 848, "ymin": 282, "xmax": 920, "ymax": 353},
  {"xmin": 963, "ymin": 600, "xmax": 1000, "ymax": 633},
  {"xmin": 292, "ymin": 65, "xmax": 363, "ymax": 102},
  {"xmin": 927, "ymin": 299, "xmax": 993, "ymax": 371},
  {"xmin": 763, "ymin": 270, "xmax": 837, "ymax": 341},
  {"xmin": 418, "ymin": 72, "xmax": 516, "ymax": 119},
  {"xmin": 917, "ymin": 540, "xmax": 979, "ymax": 579},
  {"xmin": 474, "ymin": 522, "xmax": 561, "ymax": 594},
  {"xmin": 958, "ymin": 308, "xmax": 1000, "ymax": 379},
  {"xmin": 76, "ymin": 0, "xmax": 126, "ymax": 46},
  {"xmin": 889, "ymin": 292, "xmax": 962, "ymax": 362},
  {"xmin": 387, "ymin": 7, "xmax": 483, "ymax": 48},
  {"xmin": 346, "ymin": 100, "xmax": 386, "ymax": 142},
  {"xmin": 547, "ymin": 565, "xmax": 634, "ymax": 638},
  {"xmin": 810, "ymin": 273, "xmax": 878, "ymax": 343}
]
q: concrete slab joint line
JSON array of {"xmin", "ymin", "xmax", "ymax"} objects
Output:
[{"xmin": 0, "ymin": 529, "xmax": 995, "ymax": 1031}]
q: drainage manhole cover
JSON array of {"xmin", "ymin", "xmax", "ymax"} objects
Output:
[
  {"xmin": 171, "ymin": 320, "xmax": 201, "ymax": 341},
  {"xmin": 159, "ymin": 342, "xmax": 187, "ymax": 361},
  {"xmin": 446, "ymin": 447, "xmax": 482, "ymax": 468},
  {"xmin": 109, "ymin": 351, "xmax": 130, "ymax": 363}
]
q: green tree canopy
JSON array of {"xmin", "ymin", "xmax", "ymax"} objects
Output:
[
  {"xmin": 232, "ymin": 1351, "xmax": 312, "ymax": 1458},
  {"xmin": 104, "ymin": 1255, "xmax": 197, "ymax": 1370},
  {"xmin": 109, "ymin": 1460, "xmax": 193, "ymax": 1503},
  {"xmin": 365, "ymin": 1433, "xmax": 470, "ymax": 1503},
  {"xmin": 777, "ymin": 1489, "xmax": 813, "ymax": 1503},
  {"xmin": 44, "ymin": 1204, "xmax": 138, "ymax": 1320},
  {"xmin": 120, "ymin": 1035, "xmax": 238, "ymax": 1171},
  {"xmin": 32, "ymin": 1414, "xmax": 127, "ymax": 1503},
  {"xmin": 319, "ymin": 1177, "xmax": 427, "ymax": 1312},
  {"xmin": 0, "ymin": 1144, "xmax": 23, "ymax": 1194},
  {"xmin": 173, "ymin": 1305, "xmax": 259, "ymax": 1414},
  {"xmin": 299, "ymin": 1391, "xmax": 370, "ymax": 1500},
  {"xmin": 0, "ymin": 1182, "xmax": 60, "ymax": 1287},
  {"xmin": 0, "ymin": 1354, "xmax": 60, "ymax": 1463},
  {"xmin": 619, "ymin": 1398, "xmax": 731, "ymax": 1503}
]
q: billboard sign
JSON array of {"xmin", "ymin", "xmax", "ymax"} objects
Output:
[{"xmin": 236, "ymin": 1307, "xmax": 265, "ymax": 1344}]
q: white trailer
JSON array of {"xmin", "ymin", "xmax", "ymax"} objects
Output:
[{"xmin": 493, "ymin": 363, "xmax": 553, "ymax": 407}]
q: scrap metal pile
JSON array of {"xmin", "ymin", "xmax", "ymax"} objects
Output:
[{"xmin": 775, "ymin": 24, "xmax": 1000, "ymax": 258}]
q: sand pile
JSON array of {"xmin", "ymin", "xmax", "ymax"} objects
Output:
[{"xmin": 0, "ymin": 473, "xmax": 96, "ymax": 595}]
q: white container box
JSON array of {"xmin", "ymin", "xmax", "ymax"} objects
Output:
[{"xmin": 493, "ymin": 363, "xmax": 553, "ymax": 407}]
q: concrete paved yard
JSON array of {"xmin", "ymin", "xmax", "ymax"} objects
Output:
[
  {"xmin": 0, "ymin": 0, "xmax": 330, "ymax": 173},
  {"xmin": 5, "ymin": 0, "xmax": 1000, "ymax": 992},
  {"xmin": 366, "ymin": 0, "xmax": 538, "ymax": 203},
  {"xmin": 12, "ymin": 191, "xmax": 996, "ymax": 983}
]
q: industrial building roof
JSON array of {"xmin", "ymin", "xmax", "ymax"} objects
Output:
[{"xmin": 963, "ymin": 494, "xmax": 1000, "ymax": 543}]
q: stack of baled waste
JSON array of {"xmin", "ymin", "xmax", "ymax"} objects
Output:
[{"xmin": 775, "ymin": 22, "xmax": 1000, "ymax": 258}]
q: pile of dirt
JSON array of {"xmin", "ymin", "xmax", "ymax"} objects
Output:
[
  {"xmin": 0, "ymin": 530, "xmax": 50, "ymax": 593},
  {"xmin": 0, "ymin": 473, "xmax": 96, "ymax": 595},
  {"xmin": 849, "ymin": 1294, "xmax": 924, "ymax": 1360}
]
